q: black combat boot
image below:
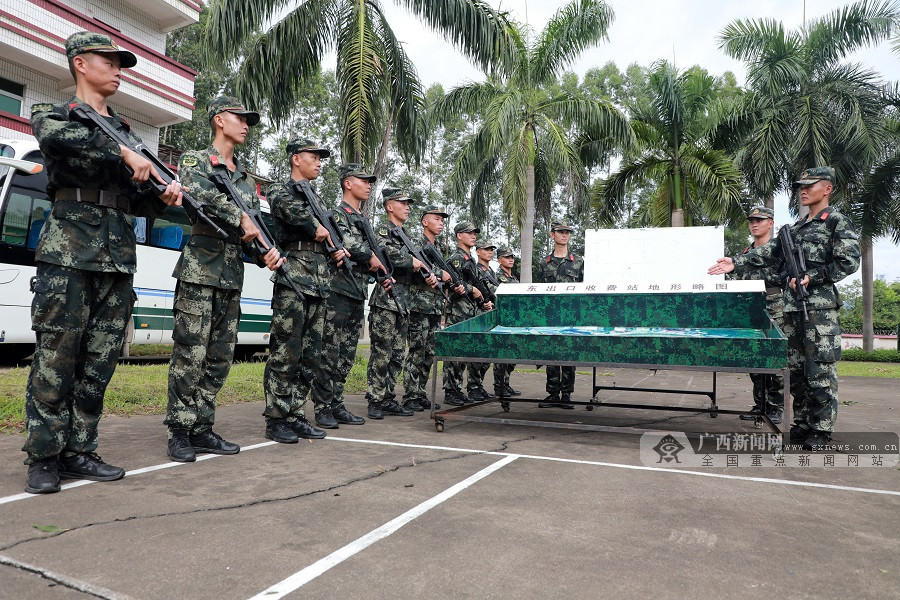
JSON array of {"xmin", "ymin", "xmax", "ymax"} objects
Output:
[
  {"xmin": 291, "ymin": 417, "xmax": 327, "ymax": 439},
  {"xmin": 368, "ymin": 402, "xmax": 385, "ymax": 419},
  {"xmin": 739, "ymin": 405, "xmax": 764, "ymax": 421},
  {"xmin": 265, "ymin": 418, "xmax": 299, "ymax": 444},
  {"xmin": 558, "ymin": 393, "xmax": 576, "ymax": 409},
  {"xmin": 191, "ymin": 430, "xmax": 240, "ymax": 455},
  {"xmin": 381, "ymin": 400, "xmax": 414, "ymax": 416},
  {"xmin": 315, "ymin": 407, "xmax": 339, "ymax": 429},
  {"xmin": 167, "ymin": 429, "xmax": 196, "ymax": 462},
  {"xmin": 538, "ymin": 393, "xmax": 560, "ymax": 408},
  {"xmin": 59, "ymin": 452, "xmax": 125, "ymax": 481},
  {"xmin": 25, "ymin": 457, "xmax": 61, "ymax": 494},
  {"xmin": 332, "ymin": 405, "xmax": 365, "ymax": 425}
]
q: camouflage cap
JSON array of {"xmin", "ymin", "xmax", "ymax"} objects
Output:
[
  {"xmin": 551, "ymin": 220, "xmax": 574, "ymax": 232},
  {"xmin": 454, "ymin": 221, "xmax": 480, "ymax": 234},
  {"xmin": 795, "ymin": 166, "xmax": 835, "ymax": 185},
  {"xmin": 496, "ymin": 247, "xmax": 515, "ymax": 258},
  {"xmin": 338, "ymin": 163, "xmax": 375, "ymax": 182},
  {"xmin": 747, "ymin": 206, "xmax": 774, "ymax": 220},
  {"xmin": 382, "ymin": 186, "xmax": 413, "ymax": 204},
  {"xmin": 208, "ymin": 96, "xmax": 260, "ymax": 126},
  {"xmin": 288, "ymin": 138, "xmax": 331, "ymax": 158},
  {"xmin": 421, "ymin": 204, "xmax": 449, "ymax": 218},
  {"xmin": 65, "ymin": 31, "xmax": 137, "ymax": 69},
  {"xmin": 476, "ymin": 239, "xmax": 497, "ymax": 250}
]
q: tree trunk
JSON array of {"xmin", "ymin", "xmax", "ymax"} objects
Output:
[
  {"xmin": 671, "ymin": 165, "xmax": 684, "ymax": 227},
  {"xmin": 520, "ymin": 163, "xmax": 536, "ymax": 283},
  {"xmin": 365, "ymin": 104, "xmax": 395, "ymax": 221},
  {"xmin": 861, "ymin": 238, "xmax": 874, "ymax": 352}
]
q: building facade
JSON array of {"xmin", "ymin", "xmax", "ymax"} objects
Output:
[{"xmin": 0, "ymin": 0, "xmax": 199, "ymax": 150}]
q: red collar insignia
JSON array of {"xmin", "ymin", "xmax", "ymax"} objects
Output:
[
  {"xmin": 210, "ymin": 155, "xmax": 219, "ymax": 166},
  {"xmin": 821, "ymin": 212, "xmax": 829, "ymax": 220}
]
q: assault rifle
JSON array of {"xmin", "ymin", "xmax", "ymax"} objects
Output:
[
  {"xmin": 68, "ymin": 103, "xmax": 228, "ymax": 240},
  {"xmin": 461, "ymin": 258, "xmax": 496, "ymax": 306},
  {"xmin": 778, "ymin": 224, "xmax": 810, "ymax": 321},
  {"xmin": 291, "ymin": 180, "xmax": 363, "ymax": 297},
  {"xmin": 389, "ymin": 226, "xmax": 449, "ymax": 301},
  {"xmin": 354, "ymin": 217, "xmax": 406, "ymax": 315},
  {"xmin": 422, "ymin": 243, "xmax": 483, "ymax": 309},
  {"xmin": 208, "ymin": 172, "xmax": 304, "ymax": 302}
]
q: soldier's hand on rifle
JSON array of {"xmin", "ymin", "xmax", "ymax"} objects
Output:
[
  {"xmin": 330, "ymin": 248, "xmax": 348, "ymax": 267},
  {"xmin": 472, "ymin": 287, "xmax": 484, "ymax": 300},
  {"xmin": 412, "ymin": 258, "xmax": 426, "ymax": 271},
  {"xmin": 368, "ymin": 254, "xmax": 386, "ymax": 273},
  {"xmin": 424, "ymin": 272, "xmax": 438, "ymax": 288},
  {"xmin": 261, "ymin": 247, "xmax": 285, "ymax": 271},
  {"xmin": 453, "ymin": 284, "xmax": 465, "ymax": 295},
  {"xmin": 707, "ymin": 257, "xmax": 734, "ymax": 275},
  {"xmin": 157, "ymin": 179, "xmax": 184, "ymax": 207},
  {"xmin": 380, "ymin": 277, "xmax": 394, "ymax": 292},
  {"xmin": 239, "ymin": 213, "xmax": 261, "ymax": 242},
  {"xmin": 440, "ymin": 271, "xmax": 452, "ymax": 283},
  {"xmin": 789, "ymin": 275, "xmax": 809, "ymax": 292},
  {"xmin": 483, "ymin": 301, "xmax": 494, "ymax": 310},
  {"xmin": 314, "ymin": 224, "xmax": 329, "ymax": 243}
]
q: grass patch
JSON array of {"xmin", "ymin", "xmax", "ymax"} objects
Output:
[
  {"xmin": 125, "ymin": 343, "xmax": 173, "ymax": 357},
  {"xmin": 836, "ymin": 361, "xmax": 900, "ymax": 378},
  {"xmin": 0, "ymin": 350, "xmax": 371, "ymax": 433}
]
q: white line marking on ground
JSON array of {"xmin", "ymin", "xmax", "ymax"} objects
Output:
[
  {"xmin": 246, "ymin": 454, "xmax": 519, "ymax": 600},
  {"xmin": 0, "ymin": 553, "xmax": 130, "ymax": 599}
]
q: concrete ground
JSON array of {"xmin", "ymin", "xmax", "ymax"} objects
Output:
[{"xmin": 0, "ymin": 368, "xmax": 897, "ymax": 600}]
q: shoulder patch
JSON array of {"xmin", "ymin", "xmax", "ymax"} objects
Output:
[
  {"xmin": 31, "ymin": 103, "xmax": 54, "ymax": 114},
  {"xmin": 378, "ymin": 226, "xmax": 388, "ymax": 236},
  {"xmin": 180, "ymin": 155, "xmax": 198, "ymax": 167}
]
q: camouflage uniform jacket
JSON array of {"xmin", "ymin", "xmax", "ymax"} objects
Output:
[
  {"xmin": 30, "ymin": 97, "xmax": 166, "ymax": 273},
  {"xmin": 729, "ymin": 238, "xmax": 785, "ymax": 316},
  {"xmin": 406, "ymin": 234, "xmax": 445, "ymax": 316},
  {"xmin": 496, "ymin": 268, "xmax": 519, "ymax": 285},
  {"xmin": 536, "ymin": 251, "xmax": 584, "ymax": 284},
  {"xmin": 369, "ymin": 223, "xmax": 414, "ymax": 311},
  {"xmin": 172, "ymin": 147, "xmax": 257, "ymax": 290},
  {"xmin": 268, "ymin": 179, "xmax": 332, "ymax": 298},
  {"xmin": 734, "ymin": 208, "xmax": 860, "ymax": 313},
  {"xmin": 331, "ymin": 201, "xmax": 373, "ymax": 301},
  {"xmin": 446, "ymin": 246, "xmax": 479, "ymax": 319}
]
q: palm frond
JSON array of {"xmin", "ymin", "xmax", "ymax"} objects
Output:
[
  {"xmin": 679, "ymin": 148, "xmax": 746, "ymax": 223},
  {"xmin": 433, "ymin": 82, "xmax": 503, "ymax": 124},
  {"xmin": 806, "ymin": 0, "xmax": 898, "ymax": 66},
  {"xmin": 531, "ymin": 0, "xmax": 614, "ymax": 85}
]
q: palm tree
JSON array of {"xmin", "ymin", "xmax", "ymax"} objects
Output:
[
  {"xmin": 205, "ymin": 0, "xmax": 513, "ymax": 190},
  {"xmin": 716, "ymin": 0, "xmax": 897, "ymax": 211},
  {"xmin": 434, "ymin": 0, "xmax": 633, "ymax": 282},
  {"xmin": 593, "ymin": 61, "xmax": 745, "ymax": 228}
]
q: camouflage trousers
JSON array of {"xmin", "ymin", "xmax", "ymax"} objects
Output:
[
  {"xmin": 264, "ymin": 284, "xmax": 326, "ymax": 420},
  {"xmin": 367, "ymin": 305, "xmax": 408, "ymax": 404},
  {"xmin": 23, "ymin": 263, "xmax": 134, "ymax": 463},
  {"xmin": 164, "ymin": 281, "xmax": 240, "ymax": 435},
  {"xmin": 749, "ymin": 372, "xmax": 784, "ymax": 412},
  {"xmin": 313, "ymin": 292, "xmax": 364, "ymax": 408},
  {"xmin": 546, "ymin": 366, "xmax": 575, "ymax": 394},
  {"xmin": 783, "ymin": 309, "xmax": 841, "ymax": 433},
  {"xmin": 467, "ymin": 362, "xmax": 489, "ymax": 393},
  {"xmin": 402, "ymin": 311, "xmax": 441, "ymax": 403},
  {"xmin": 493, "ymin": 363, "xmax": 516, "ymax": 392}
]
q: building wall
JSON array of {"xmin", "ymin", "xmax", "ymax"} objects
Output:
[{"xmin": 61, "ymin": 0, "xmax": 166, "ymax": 53}]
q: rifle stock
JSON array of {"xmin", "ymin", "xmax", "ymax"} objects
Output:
[{"xmin": 68, "ymin": 104, "xmax": 229, "ymax": 240}]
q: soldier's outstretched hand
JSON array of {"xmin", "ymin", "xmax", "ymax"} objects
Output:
[{"xmin": 707, "ymin": 257, "xmax": 734, "ymax": 275}]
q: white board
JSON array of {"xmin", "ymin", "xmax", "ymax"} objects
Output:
[{"xmin": 584, "ymin": 227, "xmax": 724, "ymax": 282}]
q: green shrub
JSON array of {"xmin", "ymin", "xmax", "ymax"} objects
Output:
[{"xmin": 841, "ymin": 348, "xmax": 900, "ymax": 363}]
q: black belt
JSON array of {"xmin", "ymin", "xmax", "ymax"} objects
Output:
[
  {"xmin": 285, "ymin": 241, "xmax": 328, "ymax": 254},
  {"xmin": 55, "ymin": 188, "xmax": 128, "ymax": 210}
]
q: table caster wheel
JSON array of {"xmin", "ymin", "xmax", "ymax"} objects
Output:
[
  {"xmin": 501, "ymin": 401, "xmax": 510, "ymax": 412},
  {"xmin": 754, "ymin": 417, "xmax": 763, "ymax": 429},
  {"xmin": 586, "ymin": 405, "xmax": 594, "ymax": 411},
  {"xmin": 435, "ymin": 421, "xmax": 444, "ymax": 432},
  {"xmin": 710, "ymin": 411, "xmax": 718, "ymax": 419}
]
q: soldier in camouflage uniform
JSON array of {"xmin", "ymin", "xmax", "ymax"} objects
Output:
[
  {"xmin": 164, "ymin": 96, "xmax": 283, "ymax": 463},
  {"xmin": 23, "ymin": 32, "xmax": 184, "ymax": 493},
  {"xmin": 401, "ymin": 205, "xmax": 460, "ymax": 411},
  {"xmin": 310, "ymin": 164, "xmax": 386, "ymax": 428},
  {"xmin": 367, "ymin": 187, "xmax": 437, "ymax": 419},
  {"xmin": 468, "ymin": 240, "xmax": 499, "ymax": 401},
  {"xmin": 536, "ymin": 220, "xmax": 584, "ymax": 409},
  {"xmin": 493, "ymin": 247, "xmax": 520, "ymax": 397},
  {"xmin": 442, "ymin": 222, "xmax": 493, "ymax": 406},
  {"xmin": 262, "ymin": 139, "xmax": 342, "ymax": 443},
  {"xmin": 713, "ymin": 167, "xmax": 860, "ymax": 450},
  {"xmin": 710, "ymin": 206, "xmax": 785, "ymax": 424}
]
